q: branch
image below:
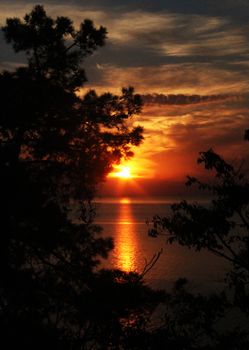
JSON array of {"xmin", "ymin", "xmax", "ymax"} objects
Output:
[
  {"xmin": 237, "ymin": 209, "xmax": 249, "ymax": 232},
  {"xmin": 215, "ymin": 232, "xmax": 248, "ymax": 271},
  {"xmin": 64, "ymin": 41, "xmax": 77, "ymax": 53},
  {"xmin": 208, "ymin": 247, "xmax": 235, "ymax": 263},
  {"xmin": 139, "ymin": 249, "xmax": 163, "ymax": 279}
]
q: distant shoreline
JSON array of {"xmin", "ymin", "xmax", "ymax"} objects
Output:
[{"xmin": 95, "ymin": 196, "xmax": 212, "ymax": 204}]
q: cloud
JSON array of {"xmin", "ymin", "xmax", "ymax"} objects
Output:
[
  {"xmin": 1, "ymin": 2, "xmax": 249, "ymax": 98},
  {"xmin": 82, "ymin": 63, "xmax": 249, "ymax": 95},
  {"xmin": 1, "ymin": 0, "xmax": 249, "ymax": 185},
  {"xmin": 107, "ymin": 11, "xmax": 249, "ymax": 58},
  {"xmin": 3, "ymin": 0, "xmax": 249, "ymax": 22},
  {"xmin": 128, "ymin": 95, "xmax": 249, "ymax": 181},
  {"xmin": 141, "ymin": 93, "xmax": 238, "ymax": 105}
]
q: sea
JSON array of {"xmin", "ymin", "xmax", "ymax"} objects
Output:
[{"xmin": 95, "ymin": 198, "xmax": 228, "ymax": 292}]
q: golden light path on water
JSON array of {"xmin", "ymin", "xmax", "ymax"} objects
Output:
[
  {"xmin": 97, "ymin": 197, "xmax": 228, "ymax": 290},
  {"xmin": 114, "ymin": 198, "xmax": 138, "ymax": 271}
]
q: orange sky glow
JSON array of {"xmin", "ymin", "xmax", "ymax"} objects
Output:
[{"xmin": 1, "ymin": 1, "xmax": 249, "ymax": 198}]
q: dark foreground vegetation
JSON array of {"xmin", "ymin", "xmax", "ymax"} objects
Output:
[
  {"xmin": 154, "ymin": 149, "xmax": 249, "ymax": 349},
  {"xmin": 1, "ymin": 5, "xmax": 249, "ymax": 349}
]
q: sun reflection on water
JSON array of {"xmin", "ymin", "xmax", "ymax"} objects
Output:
[{"xmin": 115, "ymin": 198, "xmax": 138, "ymax": 272}]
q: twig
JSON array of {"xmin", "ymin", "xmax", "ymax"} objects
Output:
[{"xmin": 139, "ymin": 249, "xmax": 163, "ymax": 279}]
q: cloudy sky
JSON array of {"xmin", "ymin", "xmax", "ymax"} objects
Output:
[{"xmin": 1, "ymin": 0, "xmax": 249, "ymax": 197}]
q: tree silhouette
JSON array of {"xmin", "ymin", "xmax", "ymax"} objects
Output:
[
  {"xmin": 0, "ymin": 6, "xmax": 161, "ymax": 349},
  {"xmin": 2, "ymin": 4, "xmax": 106, "ymax": 90},
  {"xmin": 151, "ymin": 149, "xmax": 249, "ymax": 347},
  {"xmin": 156, "ymin": 149, "xmax": 249, "ymax": 306}
]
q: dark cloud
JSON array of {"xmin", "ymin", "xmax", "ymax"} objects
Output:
[
  {"xmin": 6, "ymin": 0, "xmax": 249, "ymax": 21},
  {"xmin": 141, "ymin": 93, "xmax": 237, "ymax": 105},
  {"xmin": 1, "ymin": 1, "xmax": 249, "ymax": 92},
  {"xmin": 1, "ymin": 0, "xmax": 249, "ymax": 187}
]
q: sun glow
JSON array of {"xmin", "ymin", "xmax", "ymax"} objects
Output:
[
  {"xmin": 108, "ymin": 165, "xmax": 133, "ymax": 179},
  {"xmin": 117, "ymin": 166, "xmax": 132, "ymax": 178},
  {"xmin": 119, "ymin": 198, "xmax": 131, "ymax": 204}
]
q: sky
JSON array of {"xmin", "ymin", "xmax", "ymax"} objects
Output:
[{"xmin": 1, "ymin": 0, "xmax": 249, "ymax": 198}]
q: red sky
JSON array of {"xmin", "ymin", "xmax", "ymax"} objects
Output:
[
  {"xmin": 1, "ymin": 1, "xmax": 249, "ymax": 198},
  {"xmin": 98, "ymin": 94, "xmax": 249, "ymax": 198}
]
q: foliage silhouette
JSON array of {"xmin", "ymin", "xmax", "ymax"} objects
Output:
[
  {"xmin": 152, "ymin": 148, "xmax": 249, "ymax": 347},
  {"xmin": 2, "ymin": 4, "xmax": 106, "ymax": 91},
  {"xmin": 3, "ymin": 5, "xmax": 248, "ymax": 350},
  {"xmin": 0, "ymin": 5, "xmax": 162, "ymax": 349}
]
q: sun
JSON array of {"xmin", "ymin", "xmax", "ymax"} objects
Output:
[
  {"xmin": 117, "ymin": 166, "xmax": 132, "ymax": 178},
  {"xmin": 108, "ymin": 165, "xmax": 133, "ymax": 179}
]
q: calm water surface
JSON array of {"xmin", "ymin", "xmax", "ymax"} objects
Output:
[{"xmin": 96, "ymin": 198, "xmax": 228, "ymax": 291}]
